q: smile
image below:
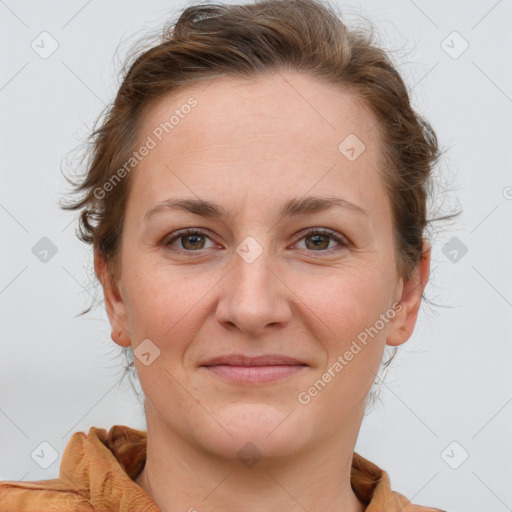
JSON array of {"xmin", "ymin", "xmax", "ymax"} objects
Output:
[{"xmin": 202, "ymin": 364, "xmax": 307, "ymax": 384}]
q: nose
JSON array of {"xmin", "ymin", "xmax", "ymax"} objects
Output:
[{"xmin": 215, "ymin": 249, "xmax": 292, "ymax": 336}]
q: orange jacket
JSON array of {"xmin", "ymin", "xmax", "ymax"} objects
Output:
[{"xmin": 0, "ymin": 425, "xmax": 444, "ymax": 511}]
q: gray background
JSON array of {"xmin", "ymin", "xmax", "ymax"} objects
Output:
[{"xmin": 1, "ymin": 1, "xmax": 511, "ymax": 511}]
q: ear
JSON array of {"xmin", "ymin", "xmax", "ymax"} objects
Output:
[
  {"xmin": 386, "ymin": 239, "xmax": 431, "ymax": 347},
  {"xmin": 94, "ymin": 248, "xmax": 132, "ymax": 348}
]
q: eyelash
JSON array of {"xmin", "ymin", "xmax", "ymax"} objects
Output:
[{"xmin": 162, "ymin": 227, "xmax": 348, "ymax": 256}]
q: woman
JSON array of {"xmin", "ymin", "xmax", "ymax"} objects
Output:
[{"xmin": 0, "ymin": 0, "xmax": 453, "ymax": 510}]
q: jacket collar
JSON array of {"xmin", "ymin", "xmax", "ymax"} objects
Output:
[{"xmin": 58, "ymin": 424, "xmax": 428, "ymax": 512}]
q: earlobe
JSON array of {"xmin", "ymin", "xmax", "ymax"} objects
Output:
[
  {"xmin": 93, "ymin": 249, "xmax": 132, "ymax": 348},
  {"xmin": 386, "ymin": 240, "xmax": 431, "ymax": 347}
]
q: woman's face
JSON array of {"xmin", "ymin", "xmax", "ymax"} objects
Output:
[{"xmin": 97, "ymin": 70, "xmax": 428, "ymax": 461}]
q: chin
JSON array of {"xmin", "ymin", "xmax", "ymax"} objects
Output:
[{"xmin": 196, "ymin": 403, "xmax": 307, "ymax": 463}]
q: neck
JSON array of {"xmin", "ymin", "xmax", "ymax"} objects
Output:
[{"xmin": 135, "ymin": 404, "xmax": 366, "ymax": 512}]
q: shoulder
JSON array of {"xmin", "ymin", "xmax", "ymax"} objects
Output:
[
  {"xmin": 392, "ymin": 489, "xmax": 446, "ymax": 512},
  {"xmin": 0, "ymin": 424, "xmax": 149, "ymax": 512},
  {"xmin": 351, "ymin": 451, "xmax": 446, "ymax": 512},
  {"xmin": 0, "ymin": 478, "xmax": 94, "ymax": 512}
]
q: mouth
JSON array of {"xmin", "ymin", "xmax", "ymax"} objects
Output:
[{"xmin": 200, "ymin": 354, "xmax": 308, "ymax": 384}]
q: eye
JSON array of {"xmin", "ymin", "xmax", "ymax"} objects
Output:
[
  {"xmin": 162, "ymin": 227, "xmax": 348, "ymax": 256},
  {"xmin": 294, "ymin": 228, "xmax": 348, "ymax": 252},
  {"xmin": 163, "ymin": 228, "xmax": 217, "ymax": 254}
]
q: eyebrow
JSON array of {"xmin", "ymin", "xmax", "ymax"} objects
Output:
[{"xmin": 144, "ymin": 195, "xmax": 368, "ymax": 223}]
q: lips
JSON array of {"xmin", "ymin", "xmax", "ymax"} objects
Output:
[
  {"xmin": 200, "ymin": 354, "xmax": 307, "ymax": 367},
  {"xmin": 200, "ymin": 354, "xmax": 308, "ymax": 384}
]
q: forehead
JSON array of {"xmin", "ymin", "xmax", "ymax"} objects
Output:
[
  {"xmin": 129, "ymin": 70, "xmax": 386, "ymax": 219},
  {"xmin": 138, "ymin": 70, "xmax": 379, "ymax": 152}
]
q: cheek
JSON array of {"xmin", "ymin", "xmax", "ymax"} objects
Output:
[
  {"xmin": 303, "ymin": 262, "xmax": 390, "ymax": 336},
  {"xmin": 299, "ymin": 273, "xmax": 389, "ymax": 416},
  {"xmin": 122, "ymin": 259, "xmax": 221, "ymax": 387},
  {"xmin": 303, "ymin": 264, "xmax": 391, "ymax": 381}
]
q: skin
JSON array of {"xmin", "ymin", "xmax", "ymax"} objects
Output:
[{"xmin": 95, "ymin": 70, "xmax": 430, "ymax": 512}]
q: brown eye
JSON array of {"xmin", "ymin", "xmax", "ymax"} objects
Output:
[
  {"xmin": 296, "ymin": 228, "xmax": 347, "ymax": 252},
  {"xmin": 164, "ymin": 229, "xmax": 215, "ymax": 254},
  {"xmin": 180, "ymin": 233, "xmax": 206, "ymax": 250},
  {"xmin": 304, "ymin": 233, "xmax": 330, "ymax": 250}
]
